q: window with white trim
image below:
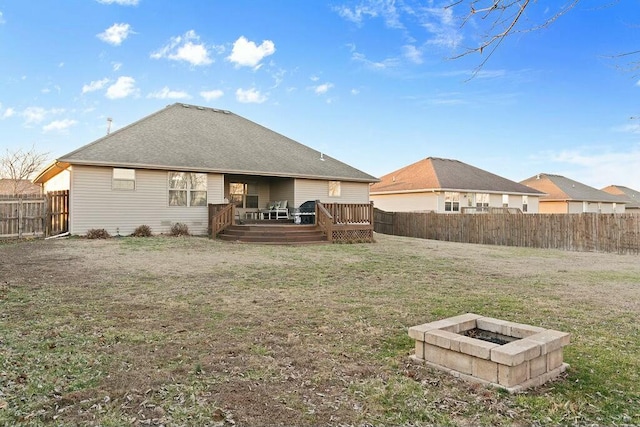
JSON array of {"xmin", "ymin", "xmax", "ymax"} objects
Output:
[
  {"xmin": 444, "ymin": 192, "xmax": 460, "ymax": 212},
  {"xmin": 502, "ymin": 194, "xmax": 509, "ymax": 208},
  {"xmin": 113, "ymin": 168, "xmax": 135, "ymax": 190},
  {"xmin": 522, "ymin": 195, "xmax": 528, "ymax": 212},
  {"xmin": 329, "ymin": 181, "xmax": 341, "ymax": 197},
  {"xmin": 475, "ymin": 193, "xmax": 489, "ymax": 210},
  {"xmin": 168, "ymin": 172, "xmax": 207, "ymax": 207},
  {"xmin": 229, "ymin": 182, "xmax": 258, "ymax": 208}
]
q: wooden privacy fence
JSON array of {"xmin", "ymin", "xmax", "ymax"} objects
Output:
[
  {"xmin": 373, "ymin": 209, "xmax": 640, "ymax": 254},
  {"xmin": 0, "ymin": 190, "xmax": 69, "ymax": 238}
]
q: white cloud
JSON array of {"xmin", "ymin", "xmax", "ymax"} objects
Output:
[
  {"xmin": 82, "ymin": 78, "xmax": 110, "ymax": 94},
  {"xmin": 22, "ymin": 107, "xmax": 48, "ymax": 124},
  {"xmin": 147, "ymin": 87, "xmax": 191, "ymax": 100},
  {"xmin": 351, "ymin": 89, "xmax": 360, "ymax": 95},
  {"xmin": 334, "ymin": 1, "xmax": 402, "ymax": 29},
  {"xmin": 200, "ymin": 89, "xmax": 224, "ymax": 101},
  {"xmin": 418, "ymin": 6, "xmax": 463, "ymax": 50},
  {"xmin": 106, "ymin": 76, "xmax": 137, "ymax": 99},
  {"xmin": 21, "ymin": 107, "xmax": 64, "ymax": 125},
  {"xmin": 403, "ymin": 44, "xmax": 423, "ymax": 64},
  {"xmin": 43, "ymin": 119, "xmax": 77, "ymax": 133},
  {"xmin": 112, "ymin": 62, "xmax": 122, "ymax": 71},
  {"xmin": 351, "ymin": 50, "xmax": 399, "ymax": 70},
  {"xmin": 2, "ymin": 107, "xmax": 15, "ymax": 119},
  {"xmin": 96, "ymin": 0, "xmax": 139, "ymax": 5},
  {"xmin": 227, "ymin": 36, "xmax": 275, "ymax": 69},
  {"xmin": 314, "ymin": 83, "xmax": 334, "ymax": 95},
  {"xmin": 545, "ymin": 147, "xmax": 640, "ymax": 189},
  {"xmin": 235, "ymin": 88, "xmax": 267, "ymax": 104},
  {"xmin": 0, "ymin": 11, "xmax": 5, "ymax": 24},
  {"xmin": 151, "ymin": 30, "xmax": 213, "ymax": 66},
  {"xmin": 97, "ymin": 23, "xmax": 133, "ymax": 46},
  {"xmin": 310, "ymin": 75, "xmax": 320, "ymax": 82}
]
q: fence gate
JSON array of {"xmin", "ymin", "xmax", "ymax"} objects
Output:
[{"xmin": 0, "ymin": 190, "xmax": 68, "ymax": 238}]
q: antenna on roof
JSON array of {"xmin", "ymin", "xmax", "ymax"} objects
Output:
[{"xmin": 106, "ymin": 117, "xmax": 113, "ymax": 135}]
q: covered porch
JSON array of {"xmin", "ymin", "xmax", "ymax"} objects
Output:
[{"xmin": 209, "ymin": 200, "xmax": 375, "ymax": 244}]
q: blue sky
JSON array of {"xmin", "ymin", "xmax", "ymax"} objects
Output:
[{"xmin": 1, "ymin": 0, "xmax": 639, "ymax": 189}]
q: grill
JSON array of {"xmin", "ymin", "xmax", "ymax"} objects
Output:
[{"xmin": 294, "ymin": 200, "xmax": 316, "ymax": 224}]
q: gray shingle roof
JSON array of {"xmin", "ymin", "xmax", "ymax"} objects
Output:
[
  {"xmin": 57, "ymin": 103, "xmax": 378, "ymax": 183},
  {"xmin": 602, "ymin": 185, "xmax": 640, "ymax": 209},
  {"xmin": 370, "ymin": 157, "xmax": 545, "ymax": 195},
  {"xmin": 520, "ymin": 174, "xmax": 623, "ymax": 203}
]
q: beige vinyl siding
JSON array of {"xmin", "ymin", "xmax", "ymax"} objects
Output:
[
  {"xmin": 69, "ymin": 165, "xmax": 224, "ymax": 236},
  {"xmin": 293, "ymin": 179, "xmax": 369, "ymax": 208},
  {"xmin": 370, "ymin": 192, "xmax": 439, "ymax": 212},
  {"xmin": 268, "ymin": 179, "xmax": 294, "ymax": 208}
]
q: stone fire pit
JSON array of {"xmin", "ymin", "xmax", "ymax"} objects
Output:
[{"xmin": 409, "ymin": 313, "xmax": 570, "ymax": 392}]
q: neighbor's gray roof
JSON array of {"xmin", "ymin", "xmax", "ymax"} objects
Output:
[
  {"xmin": 601, "ymin": 185, "xmax": 640, "ymax": 208},
  {"xmin": 55, "ymin": 103, "xmax": 378, "ymax": 183},
  {"xmin": 370, "ymin": 157, "xmax": 545, "ymax": 195},
  {"xmin": 520, "ymin": 174, "xmax": 623, "ymax": 203}
]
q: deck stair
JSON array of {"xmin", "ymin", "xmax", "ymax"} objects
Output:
[{"xmin": 217, "ymin": 224, "xmax": 327, "ymax": 244}]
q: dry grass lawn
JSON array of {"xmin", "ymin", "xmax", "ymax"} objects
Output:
[{"xmin": 1, "ymin": 233, "xmax": 639, "ymax": 426}]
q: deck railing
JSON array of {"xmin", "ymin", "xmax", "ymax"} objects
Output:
[
  {"xmin": 208, "ymin": 203, "xmax": 235, "ymax": 237},
  {"xmin": 316, "ymin": 201, "xmax": 374, "ymax": 243}
]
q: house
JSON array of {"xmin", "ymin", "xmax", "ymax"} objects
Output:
[
  {"xmin": 520, "ymin": 173, "xmax": 625, "ymax": 213},
  {"xmin": 0, "ymin": 178, "xmax": 42, "ymax": 197},
  {"xmin": 33, "ymin": 103, "xmax": 378, "ymax": 236},
  {"xmin": 601, "ymin": 185, "xmax": 640, "ymax": 214},
  {"xmin": 369, "ymin": 157, "xmax": 545, "ymax": 213}
]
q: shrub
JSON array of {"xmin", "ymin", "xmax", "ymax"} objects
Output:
[
  {"xmin": 170, "ymin": 222, "xmax": 190, "ymax": 236},
  {"xmin": 131, "ymin": 224, "xmax": 153, "ymax": 237},
  {"xmin": 86, "ymin": 228, "xmax": 111, "ymax": 239}
]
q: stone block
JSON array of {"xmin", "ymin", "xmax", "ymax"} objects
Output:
[
  {"xmin": 442, "ymin": 349, "xmax": 473, "ymax": 375},
  {"xmin": 476, "ymin": 317, "xmax": 511, "ymax": 336},
  {"xmin": 408, "ymin": 324, "xmax": 431, "ymax": 341},
  {"xmin": 546, "ymin": 348, "xmax": 564, "ymax": 371},
  {"xmin": 508, "ymin": 322, "xmax": 546, "ymax": 339},
  {"xmin": 414, "ymin": 340, "xmax": 425, "ymax": 360},
  {"xmin": 498, "ymin": 362, "xmax": 529, "ymax": 388},
  {"xmin": 529, "ymin": 354, "xmax": 547, "ymax": 378},
  {"xmin": 473, "ymin": 357, "xmax": 498, "ymax": 383},
  {"xmin": 425, "ymin": 329, "xmax": 459, "ymax": 350},
  {"xmin": 441, "ymin": 313, "xmax": 482, "ymax": 333},
  {"xmin": 527, "ymin": 330, "xmax": 570, "ymax": 354},
  {"xmin": 491, "ymin": 339, "xmax": 541, "ymax": 366},
  {"xmin": 424, "ymin": 343, "xmax": 448, "ymax": 366},
  {"xmin": 458, "ymin": 336, "xmax": 498, "ymax": 360}
]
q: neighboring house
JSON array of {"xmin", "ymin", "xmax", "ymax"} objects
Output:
[
  {"xmin": 34, "ymin": 103, "xmax": 378, "ymax": 236},
  {"xmin": 601, "ymin": 185, "xmax": 640, "ymax": 214},
  {"xmin": 520, "ymin": 173, "xmax": 625, "ymax": 213},
  {"xmin": 0, "ymin": 178, "xmax": 41, "ymax": 197},
  {"xmin": 369, "ymin": 157, "xmax": 545, "ymax": 213}
]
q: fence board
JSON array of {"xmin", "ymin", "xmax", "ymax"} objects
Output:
[
  {"xmin": 373, "ymin": 209, "xmax": 640, "ymax": 254},
  {"xmin": 0, "ymin": 191, "xmax": 69, "ymax": 238}
]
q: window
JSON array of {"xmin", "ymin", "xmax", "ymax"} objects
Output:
[
  {"xmin": 444, "ymin": 192, "xmax": 460, "ymax": 212},
  {"xmin": 113, "ymin": 168, "xmax": 135, "ymax": 190},
  {"xmin": 475, "ymin": 193, "xmax": 489, "ymax": 210},
  {"xmin": 329, "ymin": 181, "xmax": 341, "ymax": 197},
  {"xmin": 522, "ymin": 195, "xmax": 528, "ymax": 213},
  {"xmin": 168, "ymin": 172, "xmax": 207, "ymax": 206},
  {"xmin": 502, "ymin": 194, "xmax": 509, "ymax": 208},
  {"xmin": 229, "ymin": 182, "xmax": 258, "ymax": 208}
]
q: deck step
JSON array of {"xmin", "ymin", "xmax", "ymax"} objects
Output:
[{"xmin": 217, "ymin": 224, "xmax": 327, "ymax": 244}]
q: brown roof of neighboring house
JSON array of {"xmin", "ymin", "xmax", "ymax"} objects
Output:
[
  {"xmin": 520, "ymin": 174, "xmax": 623, "ymax": 203},
  {"xmin": 370, "ymin": 157, "xmax": 545, "ymax": 195},
  {"xmin": 36, "ymin": 103, "xmax": 378, "ymax": 184},
  {"xmin": 601, "ymin": 185, "xmax": 640, "ymax": 209},
  {"xmin": 0, "ymin": 179, "xmax": 41, "ymax": 196}
]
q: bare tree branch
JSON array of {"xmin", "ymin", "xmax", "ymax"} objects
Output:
[
  {"xmin": 446, "ymin": 0, "xmax": 581, "ymax": 77},
  {"xmin": 0, "ymin": 145, "xmax": 49, "ymax": 196}
]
